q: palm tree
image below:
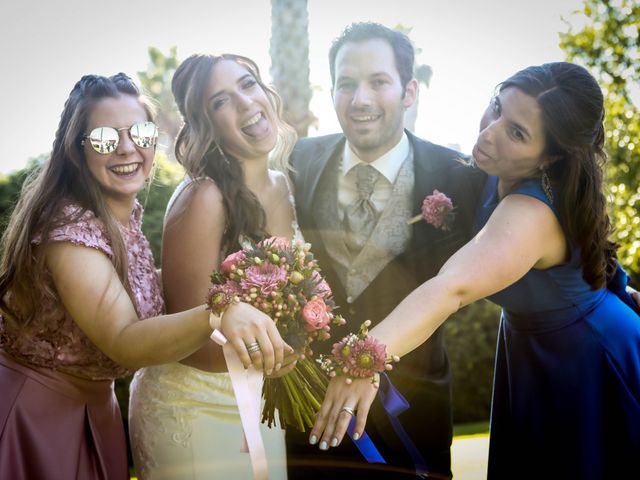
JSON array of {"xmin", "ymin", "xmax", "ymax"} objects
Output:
[
  {"xmin": 395, "ymin": 25, "xmax": 433, "ymax": 133},
  {"xmin": 137, "ymin": 47, "xmax": 182, "ymax": 160},
  {"xmin": 270, "ymin": 0, "xmax": 315, "ymax": 138}
]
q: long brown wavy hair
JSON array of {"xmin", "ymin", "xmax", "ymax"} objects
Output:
[
  {"xmin": 0, "ymin": 73, "xmax": 155, "ymax": 328},
  {"xmin": 171, "ymin": 53, "xmax": 297, "ymax": 252},
  {"xmin": 501, "ymin": 62, "xmax": 617, "ymax": 289}
]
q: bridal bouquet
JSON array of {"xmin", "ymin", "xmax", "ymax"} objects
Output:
[{"xmin": 207, "ymin": 236, "xmax": 345, "ymax": 432}]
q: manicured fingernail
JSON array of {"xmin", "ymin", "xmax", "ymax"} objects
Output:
[
  {"xmin": 319, "ymin": 441, "xmax": 328, "ymax": 450},
  {"xmin": 266, "ymin": 369, "xmax": 273, "ymax": 375},
  {"xmin": 309, "ymin": 435, "xmax": 317, "ymax": 445},
  {"xmin": 275, "ymin": 363, "xmax": 281, "ymax": 371},
  {"xmin": 353, "ymin": 432, "xmax": 360, "ymax": 441},
  {"xmin": 330, "ymin": 438, "xmax": 338, "ymax": 447}
]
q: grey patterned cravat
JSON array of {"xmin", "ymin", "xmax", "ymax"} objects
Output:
[{"xmin": 344, "ymin": 163, "xmax": 380, "ymax": 256}]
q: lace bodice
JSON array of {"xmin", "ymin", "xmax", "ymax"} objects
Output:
[{"xmin": 0, "ymin": 201, "xmax": 164, "ymax": 380}]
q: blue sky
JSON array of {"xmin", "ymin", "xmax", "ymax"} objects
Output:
[{"xmin": 0, "ymin": 0, "xmax": 584, "ymax": 174}]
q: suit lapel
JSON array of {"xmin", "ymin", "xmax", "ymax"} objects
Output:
[
  {"xmin": 407, "ymin": 130, "xmax": 480, "ymax": 275},
  {"xmin": 409, "ymin": 130, "xmax": 440, "ymax": 205},
  {"xmin": 409, "ymin": 131, "xmax": 438, "ymax": 251},
  {"xmin": 302, "ymin": 135, "xmax": 345, "ymax": 215},
  {"xmin": 312, "ymin": 153, "xmax": 351, "ymax": 269}
]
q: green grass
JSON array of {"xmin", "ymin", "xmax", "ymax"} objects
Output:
[{"xmin": 453, "ymin": 420, "xmax": 490, "ymax": 438}]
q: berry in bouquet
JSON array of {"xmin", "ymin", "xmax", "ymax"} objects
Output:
[{"xmin": 207, "ymin": 236, "xmax": 345, "ymax": 432}]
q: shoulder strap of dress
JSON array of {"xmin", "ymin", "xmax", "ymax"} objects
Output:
[
  {"xmin": 164, "ymin": 175, "xmax": 216, "ymax": 225},
  {"xmin": 510, "ymin": 178, "xmax": 559, "ymax": 220}
]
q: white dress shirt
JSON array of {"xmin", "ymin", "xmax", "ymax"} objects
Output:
[{"xmin": 338, "ymin": 133, "xmax": 410, "ymax": 218}]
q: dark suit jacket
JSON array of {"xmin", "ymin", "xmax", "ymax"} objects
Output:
[{"xmin": 287, "ymin": 131, "xmax": 486, "ymax": 479}]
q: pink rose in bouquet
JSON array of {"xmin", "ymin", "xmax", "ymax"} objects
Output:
[
  {"xmin": 220, "ymin": 250, "xmax": 245, "ymax": 275},
  {"xmin": 302, "ymin": 298, "xmax": 332, "ymax": 332}
]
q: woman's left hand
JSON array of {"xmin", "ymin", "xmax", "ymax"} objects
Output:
[{"xmin": 308, "ymin": 374, "xmax": 379, "ymax": 450}]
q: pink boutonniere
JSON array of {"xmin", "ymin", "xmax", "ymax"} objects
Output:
[{"xmin": 408, "ymin": 189, "xmax": 455, "ymax": 230}]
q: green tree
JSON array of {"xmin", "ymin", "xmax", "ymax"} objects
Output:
[
  {"xmin": 0, "ymin": 156, "xmax": 45, "ymax": 234},
  {"xmin": 560, "ymin": 0, "xmax": 640, "ymax": 281},
  {"xmin": 444, "ymin": 300, "xmax": 501, "ymax": 423},
  {"xmin": 138, "ymin": 46, "xmax": 182, "ymax": 160},
  {"xmin": 0, "ymin": 153, "xmax": 182, "ymax": 264},
  {"xmin": 270, "ymin": 0, "xmax": 315, "ymax": 137},
  {"xmin": 138, "ymin": 152, "xmax": 185, "ymax": 265},
  {"xmin": 135, "ymin": 46, "xmax": 186, "ymax": 261}
]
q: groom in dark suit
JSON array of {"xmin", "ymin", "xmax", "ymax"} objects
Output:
[{"xmin": 286, "ymin": 23, "xmax": 485, "ymax": 479}]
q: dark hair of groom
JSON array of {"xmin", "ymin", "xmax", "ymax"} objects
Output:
[{"xmin": 328, "ymin": 22, "xmax": 415, "ymax": 96}]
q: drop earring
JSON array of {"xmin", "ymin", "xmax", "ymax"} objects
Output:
[
  {"xmin": 541, "ymin": 166, "xmax": 553, "ymax": 203},
  {"xmin": 215, "ymin": 142, "xmax": 231, "ymax": 167}
]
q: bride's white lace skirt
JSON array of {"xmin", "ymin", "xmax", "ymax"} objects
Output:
[{"xmin": 129, "ymin": 362, "xmax": 287, "ymax": 479}]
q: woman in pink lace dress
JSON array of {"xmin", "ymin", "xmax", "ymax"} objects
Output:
[{"xmin": 0, "ymin": 73, "xmax": 286, "ymax": 480}]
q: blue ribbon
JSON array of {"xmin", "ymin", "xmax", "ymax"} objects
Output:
[
  {"xmin": 347, "ymin": 373, "xmax": 429, "ymax": 476},
  {"xmin": 347, "ymin": 418, "xmax": 386, "ymax": 463},
  {"xmin": 377, "ymin": 372, "xmax": 429, "ymax": 476}
]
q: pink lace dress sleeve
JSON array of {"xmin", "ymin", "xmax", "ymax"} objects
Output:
[{"xmin": 0, "ymin": 201, "xmax": 164, "ymax": 380}]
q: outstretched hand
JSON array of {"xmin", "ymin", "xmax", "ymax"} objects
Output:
[
  {"xmin": 627, "ymin": 285, "xmax": 640, "ymax": 308},
  {"xmin": 308, "ymin": 374, "xmax": 379, "ymax": 450},
  {"xmin": 221, "ymin": 302, "xmax": 294, "ymax": 374}
]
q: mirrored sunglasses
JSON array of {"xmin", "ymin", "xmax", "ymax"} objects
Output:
[{"xmin": 82, "ymin": 122, "xmax": 159, "ymax": 154}]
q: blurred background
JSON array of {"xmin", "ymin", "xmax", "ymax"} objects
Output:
[{"xmin": 0, "ymin": 0, "xmax": 638, "ymax": 474}]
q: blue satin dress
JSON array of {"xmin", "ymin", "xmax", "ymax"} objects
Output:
[{"xmin": 473, "ymin": 176, "xmax": 640, "ymax": 480}]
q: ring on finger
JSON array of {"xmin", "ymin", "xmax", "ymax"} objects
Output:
[
  {"xmin": 245, "ymin": 341, "xmax": 261, "ymax": 354},
  {"xmin": 340, "ymin": 406, "xmax": 355, "ymax": 416}
]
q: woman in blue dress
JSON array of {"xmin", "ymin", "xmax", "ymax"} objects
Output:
[{"xmin": 310, "ymin": 62, "xmax": 640, "ymax": 479}]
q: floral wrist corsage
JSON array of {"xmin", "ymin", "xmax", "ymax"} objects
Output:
[
  {"xmin": 206, "ymin": 279, "xmax": 240, "ymax": 316},
  {"xmin": 317, "ymin": 320, "xmax": 400, "ymax": 388}
]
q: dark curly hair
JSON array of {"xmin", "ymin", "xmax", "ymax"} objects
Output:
[{"xmin": 501, "ymin": 62, "xmax": 617, "ymax": 289}]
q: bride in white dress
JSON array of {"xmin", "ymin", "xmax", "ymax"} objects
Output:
[{"xmin": 129, "ymin": 53, "xmax": 299, "ymax": 479}]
